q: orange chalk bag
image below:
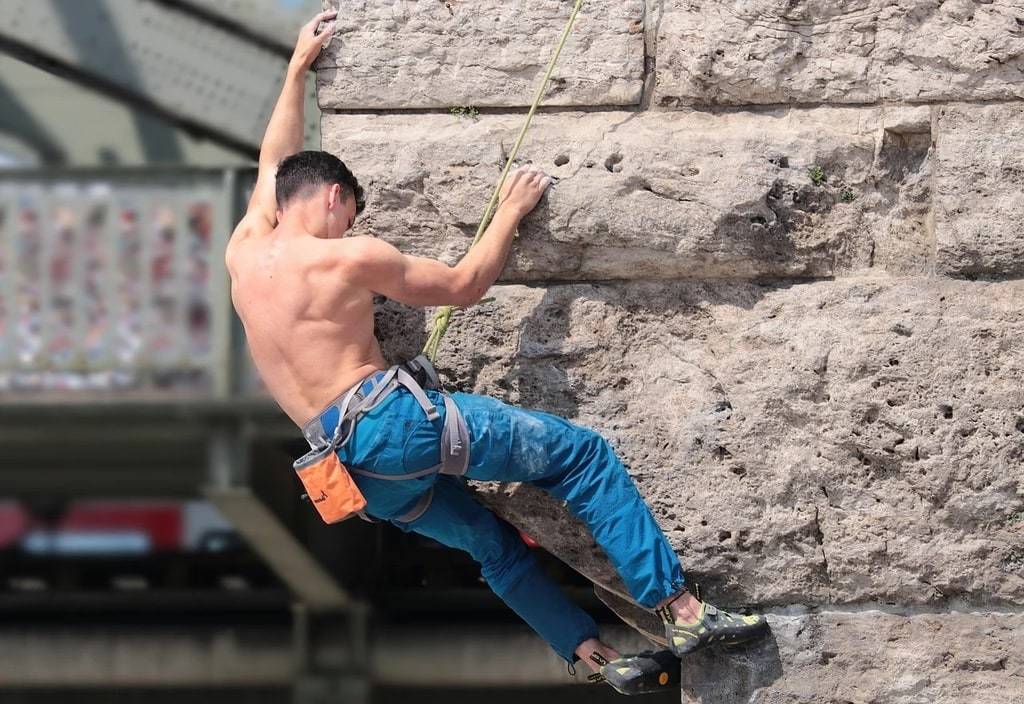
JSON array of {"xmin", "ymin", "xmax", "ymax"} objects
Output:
[
  {"xmin": 293, "ymin": 359, "xmax": 470, "ymax": 527},
  {"xmin": 293, "ymin": 443, "xmax": 366, "ymax": 524}
]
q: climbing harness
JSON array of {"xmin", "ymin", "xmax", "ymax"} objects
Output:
[
  {"xmin": 295, "ymin": 354, "xmax": 469, "ymax": 524},
  {"xmin": 422, "ymin": 0, "xmax": 586, "ymax": 362}
]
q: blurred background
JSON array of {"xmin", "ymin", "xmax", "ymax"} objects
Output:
[{"xmin": 0, "ymin": 1, "xmax": 671, "ymax": 702}]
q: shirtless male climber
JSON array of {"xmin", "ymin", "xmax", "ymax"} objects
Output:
[{"xmin": 226, "ymin": 11, "xmax": 769, "ymax": 695}]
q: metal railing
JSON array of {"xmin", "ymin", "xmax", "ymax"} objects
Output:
[{"xmin": 0, "ymin": 168, "xmax": 253, "ymax": 400}]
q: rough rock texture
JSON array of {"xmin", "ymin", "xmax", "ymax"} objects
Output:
[
  {"xmin": 321, "ymin": 1, "xmax": 1024, "ymax": 699},
  {"xmin": 392, "ymin": 278, "xmax": 1024, "ymax": 608},
  {"xmin": 316, "ymin": 0, "xmax": 645, "ymax": 109},
  {"xmin": 655, "ymin": 0, "xmax": 1024, "ymax": 107},
  {"xmin": 936, "ymin": 103, "xmax": 1024, "ymax": 278},
  {"xmin": 371, "ymin": 276, "xmax": 1024, "ymax": 701},
  {"xmin": 592, "ymin": 596, "xmax": 1024, "ymax": 704},
  {"xmin": 324, "ymin": 107, "xmax": 934, "ymax": 280}
]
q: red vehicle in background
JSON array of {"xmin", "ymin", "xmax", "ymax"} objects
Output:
[{"xmin": 0, "ymin": 500, "xmax": 236, "ymax": 557}]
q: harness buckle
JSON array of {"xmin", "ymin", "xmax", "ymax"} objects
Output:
[{"xmin": 403, "ymin": 354, "xmax": 442, "ymax": 391}]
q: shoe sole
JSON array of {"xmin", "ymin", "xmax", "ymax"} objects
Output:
[{"xmin": 600, "ymin": 650, "xmax": 681, "ymax": 695}]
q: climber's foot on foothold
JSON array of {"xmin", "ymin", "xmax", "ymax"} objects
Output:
[
  {"xmin": 586, "ymin": 650, "xmax": 681, "ymax": 696},
  {"xmin": 659, "ymin": 590, "xmax": 769, "ymax": 658}
]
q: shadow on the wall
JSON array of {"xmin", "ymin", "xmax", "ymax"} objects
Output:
[
  {"xmin": 375, "ymin": 296, "xmax": 429, "ymax": 363},
  {"xmin": 469, "ymin": 275, "xmax": 817, "ymax": 421},
  {"xmin": 681, "ymin": 631, "xmax": 785, "ymax": 703}
]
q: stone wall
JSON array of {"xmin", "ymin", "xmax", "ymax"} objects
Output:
[{"xmin": 317, "ymin": 2, "xmax": 1023, "ymax": 701}]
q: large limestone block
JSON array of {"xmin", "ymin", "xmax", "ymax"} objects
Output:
[
  {"xmin": 655, "ymin": 0, "xmax": 1024, "ymax": 107},
  {"xmin": 936, "ymin": 103, "xmax": 1024, "ymax": 278},
  {"xmin": 324, "ymin": 107, "xmax": 934, "ymax": 280},
  {"xmin": 316, "ymin": 0, "xmax": 645, "ymax": 109},
  {"xmin": 379, "ymin": 276, "xmax": 1024, "ymax": 607},
  {"xmin": 586, "ymin": 594, "xmax": 1024, "ymax": 704}
]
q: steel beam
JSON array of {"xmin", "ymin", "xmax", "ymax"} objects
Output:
[
  {"xmin": 159, "ymin": 0, "xmax": 320, "ymax": 55},
  {"xmin": 0, "ymin": 621, "xmax": 639, "ymax": 688},
  {"xmin": 203, "ymin": 486, "xmax": 352, "ymax": 612},
  {"xmin": 0, "ymin": 622, "xmax": 295, "ymax": 687},
  {"xmin": 0, "ymin": 0, "xmax": 321, "ymax": 158}
]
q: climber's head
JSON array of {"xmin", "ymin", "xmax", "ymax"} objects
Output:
[{"xmin": 275, "ymin": 150, "xmax": 366, "ymax": 239}]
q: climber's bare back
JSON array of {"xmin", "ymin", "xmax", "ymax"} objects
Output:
[
  {"xmin": 223, "ymin": 9, "xmax": 550, "ymax": 433},
  {"xmin": 226, "ymin": 225, "xmax": 386, "ymax": 429}
]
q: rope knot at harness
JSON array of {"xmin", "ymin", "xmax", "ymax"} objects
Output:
[{"xmin": 421, "ymin": 0, "xmax": 586, "ymax": 364}]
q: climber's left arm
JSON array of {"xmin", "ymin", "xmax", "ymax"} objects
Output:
[{"xmin": 234, "ymin": 10, "xmax": 337, "ymax": 238}]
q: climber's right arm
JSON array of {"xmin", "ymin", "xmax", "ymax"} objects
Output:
[
  {"xmin": 339, "ymin": 235, "xmax": 496, "ymax": 309},
  {"xmin": 340, "ymin": 165, "xmax": 550, "ymax": 308}
]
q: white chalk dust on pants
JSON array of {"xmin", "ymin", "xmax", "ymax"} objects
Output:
[{"xmin": 508, "ymin": 409, "xmax": 551, "ymax": 478}]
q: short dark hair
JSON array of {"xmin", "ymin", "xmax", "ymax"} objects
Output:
[{"xmin": 275, "ymin": 150, "xmax": 365, "ymax": 215}]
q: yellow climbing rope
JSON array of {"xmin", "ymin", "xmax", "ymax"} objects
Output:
[{"xmin": 422, "ymin": 0, "xmax": 586, "ymax": 362}]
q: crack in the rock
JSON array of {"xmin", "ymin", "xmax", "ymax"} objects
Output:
[
  {"xmin": 813, "ymin": 504, "xmax": 833, "ymax": 595},
  {"xmin": 630, "ymin": 176, "xmax": 701, "ymax": 205}
]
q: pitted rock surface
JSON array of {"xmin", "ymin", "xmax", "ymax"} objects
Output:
[
  {"xmin": 591, "ymin": 590, "xmax": 1024, "ymax": 704},
  {"xmin": 935, "ymin": 103, "xmax": 1024, "ymax": 278},
  {"xmin": 324, "ymin": 107, "xmax": 937, "ymax": 280},
  {"xmin": 322, "ymin": 3, "xmax": 1024, "ymax": 698},
  {"xmin": 372, "ymin": 277, "xmax": 1024, "ymax": 607},
  {"xmin": 316, "ymin": 0, "xmax": 645, "ymax": 109},
  {"xmin": 654, "ymin": 0, "xmax": 1024, "ymax": 107}
]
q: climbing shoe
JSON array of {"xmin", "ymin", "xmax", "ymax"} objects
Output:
[
  {"xmin": 658, "ymin": 590, "xmax": 769, "ymax": 657},
  {"xmin": 583, "ymin": 650, "xmax": 680, "ymax": 696}
]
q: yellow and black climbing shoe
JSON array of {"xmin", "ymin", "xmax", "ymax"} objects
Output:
[
  {"xmin": 585, "ymin": 650, "xmax": 680, "ymax": 696},
  {"xmin": 659, "ymin": 598, "xmax": 769, "ymax": 657}
]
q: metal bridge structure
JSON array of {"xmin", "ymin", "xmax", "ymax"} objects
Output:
[
  {"xmin": 0, "ymin": 5, "xmax": 622, "ymax": 701},
  {"xmin": 0, "ymin": 167, "xmax": 374, "ymax": 702},
  {"xmin": 0, "ymin": 0, "xmax": 322, "ymax": 159},
  {"xmin": 0, "ymin": 169, "xmax": 613, "ymax": 700},
  {"xmin": 0, "ymin": 4, "xmax": 363, "ymax": 699}
]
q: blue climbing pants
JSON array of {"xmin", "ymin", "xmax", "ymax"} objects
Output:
[{"xmin": 321, "ymin": 380, "xmax": 687, "ymax": 665}]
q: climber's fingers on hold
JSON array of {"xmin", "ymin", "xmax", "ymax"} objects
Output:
[
  {"xmin": 305, "ymin": 9, "xmax": 338, "ymax": 33},
  {"xmin": 302, "ymin": 10, "xmax": 337, "ymax": 46},
  {"xmin": 525, "ymin": 166, "xmax": 552, "ymax": 190},
  {"xmin": 291, "ymin": 9, "xmax": 338, "ymax": 66}
]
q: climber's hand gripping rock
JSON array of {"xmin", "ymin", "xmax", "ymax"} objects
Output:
[
  {"xmin": 499, "ymin": 165, "xmax": 552, "ymax": 218},
  {"xmin": 290, "ymin": 9, "xmax": 337, "ymax": 72}
]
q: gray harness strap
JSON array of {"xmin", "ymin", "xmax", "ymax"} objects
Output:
[
  {"xmin": 441, "ymin": 395, "xmax": 470, "ymax": 476},
  {"xmin": 303, "ymin": 356, "xmax": 470, "ymax": 524},
  {"xmin": 394, "ymin": 486, "xmax": 435, "ymax": 524},
  {"xmin": 395, "ymin": 368, "xmax": 441, "ymax": 421}
]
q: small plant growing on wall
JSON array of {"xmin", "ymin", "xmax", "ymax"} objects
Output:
[
  {"xmin": 840, "ymin": 188, "xmax": 857, "ymax": 203},
  {"xmin": 449, "ymin": 105, "xmax": 479, "ymax": 119},
  {"xmin": 808, "ymin": 165, "xmax": 826, "ymax": 186}
]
